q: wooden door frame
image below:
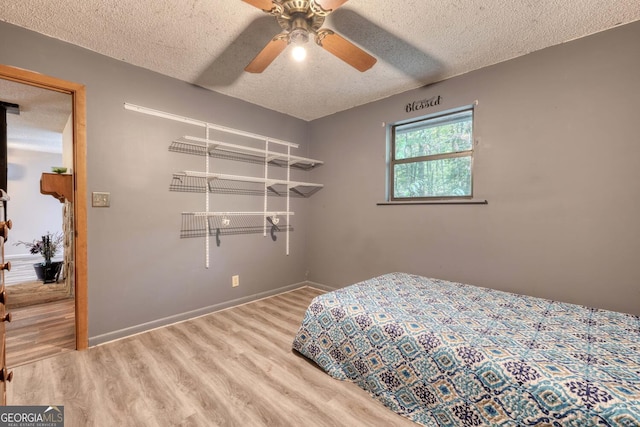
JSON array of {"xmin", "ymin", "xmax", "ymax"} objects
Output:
[{"xmin": 0, "ymin": 64, "xmax": 88, "ymax": 350}]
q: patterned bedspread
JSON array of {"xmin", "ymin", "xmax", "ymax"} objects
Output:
[{"xmin": 292, "ymin": 273, "xmax": 640, "ymax": 426}]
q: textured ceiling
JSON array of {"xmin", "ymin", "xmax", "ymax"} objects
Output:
[
  {"xmin": 1, "ymin": 1, "xmax": 640, "ymax": 121},
  {"xmin": 0, "ymin": 79, "xmax": 71, "ymax": 153}
]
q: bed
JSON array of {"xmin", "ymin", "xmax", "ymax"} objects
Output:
[{"xmin": 292, "ymin": 273, "xmax": 640, "ymax": 426}]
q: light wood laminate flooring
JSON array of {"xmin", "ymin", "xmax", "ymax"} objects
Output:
[
  {"xmin": 5, "ymin": 298, "xmax": 75, "ymax": 367},
  {"xmin": 9, "ymin": 287, "xmax": 417, "ymax": 426},
  {"xmin": 6, "ymin": 281, "xmax": 71, "ymax": 309}
]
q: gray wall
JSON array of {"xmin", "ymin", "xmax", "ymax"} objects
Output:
[
  {"xmin": 307, "ymin": 21, "xmax": 640, "ymax": 315},
  {"xmin": 0, "ymin": 22, "xmax": 312, "ymax": 344}
]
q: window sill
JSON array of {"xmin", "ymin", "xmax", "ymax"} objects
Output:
[{"xmin": 377, "ymin": 199, "xmax": 488, "ymax": 206}]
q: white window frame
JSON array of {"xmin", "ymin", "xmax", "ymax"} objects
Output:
[{"xmin": 389, "ymin": 108, "xmax": 475, "ymax": 201}]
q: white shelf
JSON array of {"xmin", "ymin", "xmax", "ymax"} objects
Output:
[
  {"xmin": 184, "ymin": 211, "xmax": 294, "ymax": 217},
  {"xmin": 180, "ymin": 171, "xmax": 323, "ymax": 189},
  {"xmin": 171, "ymin": 136, "xmax": 323, "ymax": 170},
  {"xmin": 171, "ymin": 171, "xmax": 323, "ymax": 198},
  {"xmin": 180, "ymin": 211, "xmax": 294, "ymax": 242},
  {"xmin": 124, "ymin": 102, "xmax": 323, "ymax": 264},
  {"xmin": 125, "ymin": 103, "xmax": 299, "ymax": 148}
]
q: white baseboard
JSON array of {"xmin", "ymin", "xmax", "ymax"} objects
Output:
[
  {"xmin": 4, "ymin": 253, "xmax": 40, "ymax": 260},
  {"xmin": 89, "ymin": 281, "xmax": 309, "ymax": 347},
  {"xmin": 304, "ymin": 280, "xmax": 337, "ymax": 292}
]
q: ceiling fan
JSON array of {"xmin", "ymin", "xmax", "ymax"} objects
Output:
[{"xmin": 242, "ymin": 0, "xmax": 377, "ymax": 73}]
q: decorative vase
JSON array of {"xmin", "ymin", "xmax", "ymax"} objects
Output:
[{"xmin": 33, "ymin": 261, "xmax": 63, "ymax": 284}]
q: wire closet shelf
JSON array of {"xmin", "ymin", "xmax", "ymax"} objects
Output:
[{"xmin": 124, "ymin": 103, "xmax": 323, "ymax": 267}]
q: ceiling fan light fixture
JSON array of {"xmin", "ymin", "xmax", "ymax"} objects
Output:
[
  {"xmin": 244, "ymin": 0, "xmax": 376, "ymax": 73},
  {"xmin": 291, "ymin": 45, "xmax": 307, "ymax": 62},
  {"xmin": 289, "ymin": 26, "xmax": 309, "ymax": 45},
  {"xmin": 289, "ymin": 22, "xmax": 309, "ymax": 62}
]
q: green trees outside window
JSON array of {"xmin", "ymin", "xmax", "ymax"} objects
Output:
[{"xmin": 391, "ymin": 109, "xmax": 473, "ymax": 199}]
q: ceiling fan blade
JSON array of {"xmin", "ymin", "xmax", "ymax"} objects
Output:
[
  {"xmin": 313, "ymin": 0, "xmax": 350, "ymax": 12},
  {"xmin": 242, "ymin": 0, "xmax": 275, "ymax": 12},
  {"xmin": 317, "ymin": 31, "xmax": 376, "ymax": 72},
  {"xmin": 245, "ymin": 36, "xmax": 288, "ymax": 73}
]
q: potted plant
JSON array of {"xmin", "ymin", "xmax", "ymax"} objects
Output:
[{"xmin": 14, "ymin": 231, "xmax": 64, "ymax": 283}]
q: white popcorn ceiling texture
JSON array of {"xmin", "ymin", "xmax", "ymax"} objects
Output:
[
  {"xmin": 0, "ymin": 79, "xmax": 71, "ymax": 153},
  {"xmin": 2, "ymin": 0, "xmax": 639, "ymax": 121}
]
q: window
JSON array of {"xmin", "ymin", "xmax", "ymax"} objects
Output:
[{"xmin": 390, "ymin": 109, "xmax": 474, "ymax": 200}]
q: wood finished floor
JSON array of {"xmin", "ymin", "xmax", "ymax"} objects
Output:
[
  {"xmin": 6, "ymin": 280, "xmax": 71, "ymax": 309},
  {"xmin": 9, "ymin": 287, "xmax": 418, "ymax": 427},
  {"xmin": 5, "ymin": 298, "xmax": 76, "ymax": 367}
]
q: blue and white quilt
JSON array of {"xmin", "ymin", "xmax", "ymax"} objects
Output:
[{"xmin": 292, "ymin": 273, "xmax": 640, "ymax": 426}]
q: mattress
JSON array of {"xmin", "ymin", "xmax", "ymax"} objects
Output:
[{"xmin": 292, "ymin": 273, "xmax": 640, "ymax": 426}]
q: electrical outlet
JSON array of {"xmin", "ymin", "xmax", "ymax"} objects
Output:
[
  {"xmin": 92, "ymin": 192, "xmax": 110, "ymax": 207},
  {"xmin": 232, "ymin": 275, "xmax": 239, "ymax": 287}
]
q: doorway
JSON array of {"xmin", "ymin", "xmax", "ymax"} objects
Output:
[
  {"xmin": 0, "ymin": 64, "xmax": 87, "ymax": 359},
  {"xmin": 2, "ymin": 79, "xmax": 73, "ymax": 365}
]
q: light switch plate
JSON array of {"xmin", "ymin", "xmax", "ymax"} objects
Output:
[{"xmin": 92, "ymin": 192, "xmax": 110, "ymax": 207}]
